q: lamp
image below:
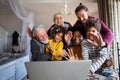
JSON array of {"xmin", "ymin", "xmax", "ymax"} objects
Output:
[{"xmin": 62, "ymin": 2, "xmax": 71, "ymax": 15}]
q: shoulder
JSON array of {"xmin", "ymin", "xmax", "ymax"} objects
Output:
[
  {"xmin": 100, "ymin": 47, "xmax": 108, "ymax": 51},
  {"xmin": 60, "ymin": 41, "xmax": 63, "ymax": 44},
  {"xmin": 64, "ymin": 22, "xmax": 72, "ymax": 26},
  {"xmin": 81, "ymin": 40, "xmax": 91, "ymax": 48},
  {"xmin": 48, "ymin": 39, "xmax": 53, "ymax": 42},
  {"xmin": 88, "ymin": 15, "xmax": 105, "ymax": 25},
  {"xmin": 81, "ymin": 40, "xmax": 88, "ymax": 45},
  {"xmin": 50, "ymin": 24, "xmax": 55, "ymax": 28},
  {"xmin": 64, "ymin": 21, "xmax": 72, "ymax": 29},
  {"xmin": 30, "ymin": 39, "xmax": 39, "ymax": 49},
  {"xmin": 31, "ymin": 39, "xmax": 36, "ymax": 44},
  {"xmin": 57, "ymin": 41, "xmax": 64, "ymax": 46},
  {"xmin": 31, "ymin": 39, "xmax": 44, "ymax": 46},
  {"xmin": 88, "ymin": 15, "xmax": 95, "ymax": 19},
  {"xmin": 73, "ymin": 20, "xmax": 82, "ymax": 26}
]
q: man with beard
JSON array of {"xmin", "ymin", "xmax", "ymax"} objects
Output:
[
  {"xmin": 69, "ymin": 3, "xmax": 114, "ymax": 47},
  {"xmin": 30, "ymin": 24, "xmax": 51, "ymax": 61}
]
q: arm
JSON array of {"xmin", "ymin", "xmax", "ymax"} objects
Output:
[
  {"xmin": 27, "ymin": 27, "xmax": 34, "ymax": 38},
  {"xmin": 31, "ymin": 39, "xmax": 51, "ymax": 61},
  {"xmin": 81, "ymin": 40, "xmax": 89, "ymax": 60},
  {"xmin": 63, "ymin": 31, "xmax": 73, "ymax": 50},
  {"xmin": 98, "ymin": 19, "xmax": 114, "ymax": 46},
  {"xmin": 89, "ymin": 48, "xmax": 109, "ymax": 73},
  {"xmin": 51, "ymin": 42, "xmax": 63, "ymax": 56},
  {"xmin": 46, "ymin": 41, "xmax": 54, "ymax": 54},
  {"xmin": 31, "ymin": 39, "xmax": 38, "ymax": 61}
]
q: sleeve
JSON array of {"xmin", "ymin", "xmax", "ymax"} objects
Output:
[
  {"xmin": 31, "ymin": 39, "xmax": 51, "ymax": 61},
  {"xmin": 89, "ymin": 48, "xmax": 109, "ymax": 73},
  {"xmin": 98, "ymin": 19, "xmax": 114, "ymax": 46},
  {"xmin": 47, "ymin": 24, "xmax": 55, "ymax": 37},
  {"xmin": 63, "ymin": 42, "xmax": 73, "ymax": 50},
  {"xmin": 64, "ymin": 21, "xmax": 72, "ymax": 30},
  {"xmin": 81, "ymin": 40, "xmax": 89, "ymax": 60},
  {"xmin": 31, "ymin": 39, "xmax": 39, "ymax": 61},
  {"xmin": 51, "ymin": 42, "xmax": 63, "ymax": 56}
]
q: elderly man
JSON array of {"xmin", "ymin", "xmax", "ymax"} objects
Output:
[{"xmin": 30, "ymin": 24, "xmax": 51, "ymax": 61}]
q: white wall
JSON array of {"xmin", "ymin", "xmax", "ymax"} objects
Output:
[
  {"xmin": 0, "ymin": 0, "xmax": 99, "ymax": 53},
  {"xmin": 0, "ymin": 0, "xmax": 98, "ymax": 32},
  {"xmin": 0, "ymin": 14, "xmax": 22, "ymax": 36},
  {"xmin": 0, "ymin": 26, "xmax": 8, "ymax": 53},
  {"xmin": 21, "ymin": 0, "xmax": 99, "ymax": 30}
]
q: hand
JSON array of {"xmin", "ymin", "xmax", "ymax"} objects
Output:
[
  {"xmin": 61, "ymin": 49, "xmax": 79, "ymax": 60},
  {"xmin": 87, "ymin": 32, "xmax": 106, "ymax": 47},
  {"xmin": 61, "ymin": 49, "xmax": 69, "ymax": 60},
  {"xmin": 67, "ymin": 31, "xmax": 73, "ymax": 38},
  {"xmin": 88, "ymin": 70, "xmax": 93, "ymax": 77},
  {"xmin": 48, "ymin": 42, "xmax": 54, "ymax": 52},
  {"xmin": 64, "ymin": 31, "xmax": 73, "ymax": 45},
  {"xmin": 27, "ymin": 27, "xmax": 33, "ymax": 38}
]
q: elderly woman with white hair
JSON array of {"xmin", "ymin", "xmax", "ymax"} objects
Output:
[
  {"xmin": 30, "ymin": 24, "xmax": 51, "ymax": 61},
  {"xmin": 47, "ymin": 12, "xmax": 72, "ymax": 37}
]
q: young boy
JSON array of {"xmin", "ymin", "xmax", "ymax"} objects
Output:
[
  {"xmin": 46, "ymin": 25, "xmax": 66, "ymax": 61},
  {"xmin": 81, "ymin": 19, "xmax": 110, "ymax": 76}
]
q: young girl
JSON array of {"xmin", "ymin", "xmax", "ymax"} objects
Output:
[{"xmin": 46, "ymin": 25, "xmax": 66, "ymax": 61}]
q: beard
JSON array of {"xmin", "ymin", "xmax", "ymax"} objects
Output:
[
  {"xmin": 81, "ymin": 19, "xmax": 87, "ymax": 24},
  {"xmin": 41, "ymin": 38, "xmax": 49, "ymax": 44}
]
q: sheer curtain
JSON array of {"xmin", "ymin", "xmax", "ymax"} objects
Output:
[
  {"xmin": 9, "ymin": 0, "xmax": 34, "ymax": 59},
  {"xmin": 97, "ymin": 0, "xmax": 120, "ymax": 70}
]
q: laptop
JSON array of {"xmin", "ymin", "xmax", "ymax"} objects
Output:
[{"xmin": 25, "ymin": 60, "xmax": 91, "ymax": 80}]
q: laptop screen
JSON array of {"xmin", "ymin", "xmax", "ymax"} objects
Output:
[{"xmin": 25, "ymin": 60, "xmax": 91, "ymax": 80}]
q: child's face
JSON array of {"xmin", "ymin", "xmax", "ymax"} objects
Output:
[
  {"xmin": 72, "ymin": 31, "xmax": 83, "ymax": 45},
  {"xmin": 86, "ymin": 26, "xmax": 98, "ymax": 40},
  {"xmin": 54, "ymin": 33, "xmax": 63, "ymax": 42}
]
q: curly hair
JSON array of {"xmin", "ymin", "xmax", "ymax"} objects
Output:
[
  {"xmin": 52, "ymin": 25, "xmax": 67, "ymax": 37},
  {"xmin": 85, "ymin": 19, "xmax": 101, "ymax": 32}
]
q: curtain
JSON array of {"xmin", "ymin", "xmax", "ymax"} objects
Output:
[
  {"xmin": 97, "ymin": 0, "xmax": 111, "ymax": 28},
  {"xmin": 97, "ymin": 0, "xmax": 120, "ymax": 70},
  {"xmin": 9, "ymin": 0, "xmax": 34, "ymax": 59}
]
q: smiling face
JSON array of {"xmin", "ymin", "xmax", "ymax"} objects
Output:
[
  {"xmin": 76, "ymin": 9, "xmax": 88, "ymax": 23},
  {"xmin": 72, "ymin": 30, "xmax": 83, "ymax": 45},
  {"xmin": 54, "ymin": 33, "xmax": 63, "ymax": 43},
  {"xmin": 86, "ymin": 26, "xmax": 98, "ymax": 41},
  {"xmin": 54, "ymin": 13, "xmax": 64, "ymax": 26},
  {"xmin": 35, "ymin": 28, "xmax": 48, "ymax": 43}
]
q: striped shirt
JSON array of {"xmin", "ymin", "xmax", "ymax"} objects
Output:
[{"xmin": 81, "ymin": 40, "xmax": 109, "ymax": 73}]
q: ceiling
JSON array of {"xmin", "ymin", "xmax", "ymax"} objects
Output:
[{"xmin": 0, "ymin": 0, "xmax": 98, "ymax": 34}]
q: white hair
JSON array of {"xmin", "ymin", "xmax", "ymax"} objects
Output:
[
  {"xmin": 53, "ymin": 12, "xmax": 64, "ymax": 21},
  {"xmin": 32, "ymin": 24, "xmax": 45, "ymax": 37}
]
